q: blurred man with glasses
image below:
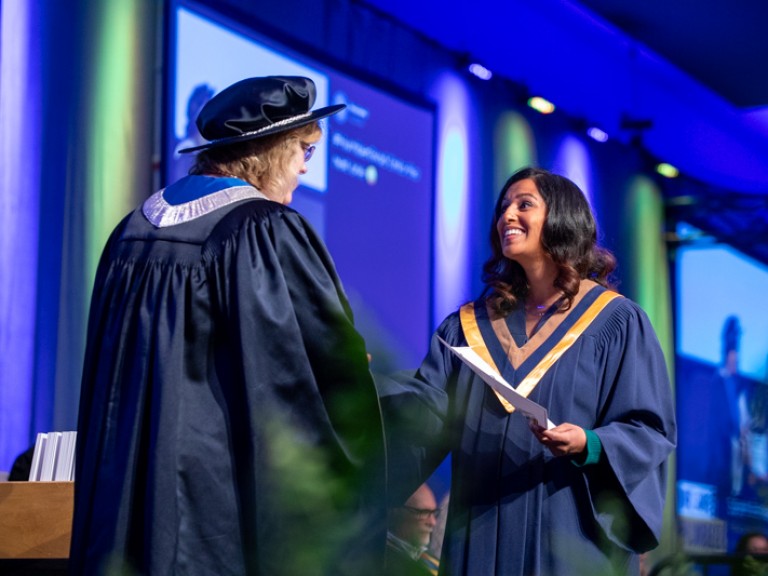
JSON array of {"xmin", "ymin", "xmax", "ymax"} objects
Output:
[{"xmin": 385, "ymin": 483, "xmax": 441, "ymax": 575}]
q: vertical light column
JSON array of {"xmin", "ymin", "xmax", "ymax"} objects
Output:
[
  {"xmin": 430, "ymin": 73, "xmax": 471, "ymax": 324},
  {"xmin": 626, "ymin": 175, "xmax": 673, "ymax": 360},
  {"xmin": 493, "ymin": 111, "xmax": 537, "ymax": 194},
  {"xmin": 625, "ymin": 174, "xmax": 676, "ymax": 556},
  {"xmin": 0, "ymin": 0, "xmax": 42, "ymax": 470},
  {"xmin": 85, "ymin": 1, "xmax": 143, "ymax": 282},
  {"xmin": 553, "ymin": 135, "xmax": 594, "ymax": 206},
  {"xmin": 51, "ymin": 0, "xmax": 155, "ymax": 431}
]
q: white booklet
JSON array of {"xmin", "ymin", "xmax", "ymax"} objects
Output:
[
  {"xmin": 29, "ymin": 430, "xmax": 77, "ymax": 481},
  {"xmin": 438, "ymin": 336, "xmax": 555, "ymax": 430}
]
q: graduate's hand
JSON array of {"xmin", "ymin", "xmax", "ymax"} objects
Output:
[{"xmin": 529, "ymin": 422, "xmax": 587, "ymax": 458}]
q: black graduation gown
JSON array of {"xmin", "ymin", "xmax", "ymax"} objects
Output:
[
  {"xmin": 384, "ymin": 284, "xmax": 677, "ymax": 576},
  {"xmin": 70, "ymin": 176, "xmax": 387, "ymax": 576}
]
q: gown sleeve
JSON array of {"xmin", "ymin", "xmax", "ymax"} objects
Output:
[
  {"xmin": 585, "ymin": 300, "xmax": 677, "ymax": 551},
  {"xmin": 374, "ymin": 315, "xmax": 457, "ymax": 505},
  {"xmin": 73, "ymin": 215, "xmax": 132, "ymax": 502},
  {"xmin": 201, "ymin": 200, "xmax": 389, "ymax": 563},
  {"xmin": 212, "ymin": 201, "xmax": 385, "ymax": 469}
]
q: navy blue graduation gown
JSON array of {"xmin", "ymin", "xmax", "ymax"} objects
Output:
[
  {"xmin": 393, "ymin": 284, "xmax": 676, "ymax": 576},
  {"xmin": 70, "ymin": 176, "xmax": 387, "ymax": 576}
]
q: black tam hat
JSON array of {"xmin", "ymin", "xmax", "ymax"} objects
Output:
[{"xmin": 178, "ymin": 76, "xmax": 344, "ymax": 154}]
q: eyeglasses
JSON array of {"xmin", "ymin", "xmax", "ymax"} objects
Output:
[
  {"xmin": 303, "ymin": 144, "xmax": 316, "ymax": 162},
  {"xmin": 398, "ymin": 506, "xmax": 442, "ymax": 519}
]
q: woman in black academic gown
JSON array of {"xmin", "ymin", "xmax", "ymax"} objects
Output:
[{"xmin": 70, "ymin": 76, "xmax": 387, "ymax": 576}]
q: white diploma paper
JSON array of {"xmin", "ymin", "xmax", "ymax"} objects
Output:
[{"xmin": 438, "ymin": 336, "xmax": 555, "ymax": 430}]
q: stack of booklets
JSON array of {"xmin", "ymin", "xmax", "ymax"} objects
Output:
[{"xmin": 28, "ymin": 431, "xmax": 77, "ymax": 481}]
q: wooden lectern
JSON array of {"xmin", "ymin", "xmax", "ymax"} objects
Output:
[{"xmin": 0, "ymin": 481, "xmax": 73, "ymax": 574}]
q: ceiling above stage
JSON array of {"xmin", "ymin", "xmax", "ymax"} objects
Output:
[
  {"xmin": 360, "ymin": 0, "xmax": 768, "ymax": 263},
  {"xmin": 575, "ymin": 0, "xmax": 768, "ymax": 262},
  {"xmin": 575, "ymin": 0, "xmax": 768, "ymax": 110}
]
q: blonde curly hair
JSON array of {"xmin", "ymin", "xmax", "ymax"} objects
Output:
[{"xmin": 189, "ymin": 122, "xmax": 320, "ymax": 197}]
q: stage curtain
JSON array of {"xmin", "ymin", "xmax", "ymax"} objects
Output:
[{"xmin": 0, "ymin": 0, "xmax": 158, "ymax": 472}]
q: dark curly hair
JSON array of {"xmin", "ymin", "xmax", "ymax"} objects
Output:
[{"xmin": 482, "ymin": 167, "xmax": 617, "ymax": 315}]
